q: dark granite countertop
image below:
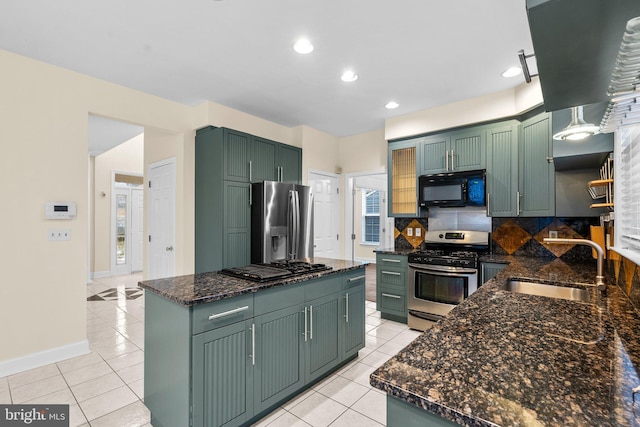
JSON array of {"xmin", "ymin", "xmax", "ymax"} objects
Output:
[
  {"xmin": 371, "ymin": 255, "xmax": 640, "ymax": 426},
  {"xmin": 138, "ymin": 257, "xmax": 366, "ymax": 307}
]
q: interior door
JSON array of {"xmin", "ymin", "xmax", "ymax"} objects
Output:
[
  {"xmin": 148, "ymin": 159, "xmax": 176, "ymax": 279},
  {"xmin": 308, "ymin": 172, "xmax": 340, "ymax": 258}
]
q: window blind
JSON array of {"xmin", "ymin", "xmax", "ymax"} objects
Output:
[{"xmin": 618, "ymin": 125, "xmax": 640, "ymax": 250}]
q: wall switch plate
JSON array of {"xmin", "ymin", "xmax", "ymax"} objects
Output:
[
  {"xmin": 48, "ymin": 229, "xmax": 71, "ymax": 241},
  {"xmin": 407, "ymin": 228, "xmax": 413, "ymax": 237},
  {"xmin": 415, "ymin": 228, "xmax": 422, "ymax": 237},
  {"xmin": 549, "ymin": 231, "xmax": 558, "ymax": 239}
]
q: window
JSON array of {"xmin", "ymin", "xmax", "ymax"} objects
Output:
[
  {"xmin": 362, "ymin": 189, "xmax": 380, "ymax": 244},
  {"xmin": 616, "ymin": 125, "xmax": 640, "ymax": 259}
]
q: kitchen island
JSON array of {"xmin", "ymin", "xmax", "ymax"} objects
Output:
[
  {"xmin": 139, "ymin": 257, "xmax": 366, "ymax": 427},
  {"xmin": 370, "ymin": 255, "xmax": 640, "ymax": 426}
]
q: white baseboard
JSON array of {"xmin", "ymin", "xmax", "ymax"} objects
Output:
[
  {"xmin": 92, "ymin": 271, "xmax": 111, "ymax": 279},
  {"xmin": 0, "ymin": 340, "xmax": 90, "ymax": 377}
]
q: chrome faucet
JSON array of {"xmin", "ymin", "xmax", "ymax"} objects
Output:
[{"xmin": 543, "ymin": 238, "xmax": 606, "ymax": 292}]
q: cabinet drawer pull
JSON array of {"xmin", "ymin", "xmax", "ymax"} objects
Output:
[
  {"xmin": 344, "ymin": 293, "xmax": 349, "ymax": 323},
  {"xmin": 348, "ymin": 275, "xmax": 366, "ymax": 282},
  {"xmin": 381, "ymin": 293, "xmax": 401, "ymax": 299},
  {"xmin": 208, "ymin": 305, "xmax": 249, "ymax": 320},
  {"xmin": 382, "ymin": 271, "xmax": 401, "ymax": 276},
  {"xmin": 382, "ymin": 258, "xmax": 401, "ymax": 263}
]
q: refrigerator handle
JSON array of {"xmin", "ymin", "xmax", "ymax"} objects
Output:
[
  {"xmin": 288, "ymin": 190, "xmax": 296, "ymax": 259},
  {"xmin": 293, "ymin": 191, "xmax": 300, "ymax": 259}
]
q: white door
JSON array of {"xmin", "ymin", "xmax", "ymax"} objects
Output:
[
  {"xmin": 131, "ymin": 188, "xmax": 144, "ymax": 272},
  {"xmin": 111, "ymin": 188, "xmax": 131, "ymax": 276},
  {"xmin": 378, "ymin": 190, "xmax": 394, "ymax": 249},
  {"xmin": 148, "ymin": 159, "xmax": 176, "ymax": 280},
  {"xmin": 308, "ymin": 172, "xmax": 340, "ymax": 258}
]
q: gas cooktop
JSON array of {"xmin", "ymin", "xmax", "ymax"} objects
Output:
[{"xmin": 220, "ymin": 261, "xmax": 332, "ymax": 282}]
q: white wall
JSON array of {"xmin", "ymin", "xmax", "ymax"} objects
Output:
[{"xmin": 92, "ymin": 134, "xmax": 144, "ymax": 275}]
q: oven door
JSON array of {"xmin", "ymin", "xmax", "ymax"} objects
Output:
[{"xmin": 408, "ymin": 263, "xmax": 478, "ymax": 319}]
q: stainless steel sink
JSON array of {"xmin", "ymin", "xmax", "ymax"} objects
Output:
[{"xmin": 500, "ymin": 279, "xmax": 592, "ymax": 303}]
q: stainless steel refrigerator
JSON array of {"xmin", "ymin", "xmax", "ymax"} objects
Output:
[{"xmin": 251, "ymin": 181, "xmax": 314, "ymax": 263}]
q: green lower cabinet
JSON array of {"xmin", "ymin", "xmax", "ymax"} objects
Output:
[
  {"xmin": 480, "ymin": 262, "xmax": 507, "ymax": 284},
  {"xmin": 387, "ymin": 395, "xmax": 459, "ymax": 427},
  {"xmin": 341, "ymin": 281, "xmax": 365, "ymax": 359},
  {"xmin": 254, "ymin": 305, "xmax": 305, "ymax": 412},
  {"xmin": 306, "ymin": 294, "xmax": 340, "ymax": 382},
  {"xmin": 192, "ymin": 320, "xmax": 254, "ymax": 427},
  {"xmin": 376, "ymin": 254, "xmax": 408, "ymax": 323}
]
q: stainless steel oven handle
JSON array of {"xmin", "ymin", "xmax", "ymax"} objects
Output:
[{"xmin": 409, "ymin": 264, "xmax": 477, "ymax": 275}]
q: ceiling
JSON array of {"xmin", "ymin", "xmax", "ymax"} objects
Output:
[{"xmin": 1, "ymin": 0, "xmax": 535, "ymax": 140}]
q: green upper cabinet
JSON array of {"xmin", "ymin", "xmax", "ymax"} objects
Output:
[
  {"xmin": 486, "ymin": 113, "xmax": 554, "ymax": 217},
  {"xmin": 277, "ymin": 144, "xmax": 302, "ymax": 184},
  {"xmin": 519, "ymin": 113, "xmax": 554, "ymax": 216},
  {"xmin": 223, "ymin": 181, "xmax": 251, "ymax": 269},
  {"xmin": 224, "ymin": 129, "xmax": 253, "ymax": 182},
  {"xmin": 388, "ymin": 139, "xmax": 418, "ymax": 217},
  {"xmin": 486, "ymin": 123, "xmax": 519, "ymax": 217},
  {"xmin": 251, "ymin": 137, "xmax": 278, "ymax": 182},
  {"xmin": 419, "ymin": 128, "xmax": 485, "ymax": 175}
]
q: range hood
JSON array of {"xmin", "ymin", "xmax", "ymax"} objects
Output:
[
  {"xmin": 551, "ymin": 102, "xmax": 613, "ymax": 171},
  {"xmin": 526, "ymin": 0, "xmax": 640, "ymax": 111}
]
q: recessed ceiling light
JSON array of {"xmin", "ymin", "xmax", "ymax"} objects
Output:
[
  {"xmin": 385, "ymin": 101, "xmax": 399, "ymax": 109},
  {"xmin": 341, "ymin": 70, "xmax": 358, "ymax": 82},
  {"xmin": 293, "ymin": 39, "xmax": 314, "ymax": 54},
  {"xmin": 501, "ymin": 66, "xmax": 522, "ymax": 78}
]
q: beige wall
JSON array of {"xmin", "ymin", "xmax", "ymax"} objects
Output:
[{"xmin": 92, "ymin": 134, "xmax": 144, "ymax": 275}]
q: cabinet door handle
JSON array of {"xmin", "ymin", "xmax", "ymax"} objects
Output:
[
  {"xmin": 208, "ymin": 306, "xmax": 250, "ymax": 320},
  {"xmin": 382, "ymin": 271, "xmax": 401, "ymax": 276},
  {"xmin": 309, "ymin": 305, "xmax": 313, "ymax": 340},
  {"xmin": 345, "ymin": 293, "xmax": 349, "ymax": 323},
  {"xmin": 382, "ymin": 293, "xmax": 401, "ymax": 299},
  {"xmin": 251, "ymin": 323, "xmax": 256, "ymax": 366},
  {"xmin": 516, "ymin": 191, "xmax": 521, "ymax": 216},
  {"xmin": 249, "ymin": 184, "xmax": 252, "ymax": 206},
  {"xmin": 278, "ymin": 166, "xmax": 283, "ymax": 182},
  {"xmin": 249, "ymin": 160, "xmax": 253, "ymax": 182},
  {"xmin": 348, "ymin": 275, "xmax": 366, "ymax": 282},
  {"xmin": 382, "ymin": 258, "xmax": 401, "ymax": 263},
  {"xmin": 445, "ymin": 150, "xmax": 449, "ymax": 171},
  {"xmin": 487, "ymin": 192, "xmax": 491, "ymax": 216},
  {"xmin": 450, "ymin": 149, "xmax": 455, "ymax": 170},
  {"xmin": 302, "ymin": 307, "xmax": 308, "ymax": 342}
]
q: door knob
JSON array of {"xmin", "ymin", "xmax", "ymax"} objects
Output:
[{"xmin": 166, "ymin": 246, "xmax": 174, "ymax": 251}]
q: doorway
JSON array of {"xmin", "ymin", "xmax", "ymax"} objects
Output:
[
  {"xmin": 308, "ymin": 170, "xmax": 341, "ymax": 259},
  {"xmin": 345, "ymin": 171, "xmax": 392, "ymax": 262},
  {"xmin": 147, "ymin": 158, "xmax": 176, "ymax": 280}
]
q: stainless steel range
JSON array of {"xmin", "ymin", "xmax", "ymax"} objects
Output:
[{"xmin": 407, "ymin": 230, "xmax": 489, "ymax": 331}]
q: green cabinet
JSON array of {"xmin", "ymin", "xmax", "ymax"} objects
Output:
[
  {"xmin": 486, "ymin": 113, "xmax": 554, "ymax": 217},
  {"xmin": 480, "ymin": 262, "xmax": 507, "ymax": 284},
  {"xmin": 341, "ymin": 272, "xmax": 366, "ymax": 359},
  {"xmin": 192, "ymin": 320, "xmax": 254, "ymax": 427},
  {"xmin": 146, "ymin": 268, "xmax": 366, "ymax": 427},
  {"xmin": 195, "ymin": 126, "xmax": 302, "ymax": 273},
  {"xmin": 419, "ymin": 128, "xmax": 485, "ymax": 175},
  {"xmin": 376, "ymin": 254, "xmax": 408, "ymax": 323}
]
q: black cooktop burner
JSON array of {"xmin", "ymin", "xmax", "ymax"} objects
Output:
[{"xmin": 220, "ymin": 261, "xmax": 332, "ymax": 282}]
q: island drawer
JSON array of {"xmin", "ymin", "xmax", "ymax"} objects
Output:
[
  {"xmin": 192, "ymin": 293, "xmax": 254, "ymax": 334},
  {"xmin": 343, "ymin": 269, "xmax": 366, "ymax": 290}
]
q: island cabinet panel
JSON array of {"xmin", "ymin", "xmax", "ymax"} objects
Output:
[
  {"xmin": 306, "ymin": 293, "xmax": 340, "ymax": 382},
  {"xmin": 145, "ymin": 267, "xmax": 366, "ymax": 427},
  {"xmin": 253, "ymin": 304, "xmax": 305, "ymax": 412},
  {"xmin": 480, "ymin": 261, "xmax": 507, "ymax": 284},
  {"xmin": 195, "ymin": 126, "xmax": 302, "ymax": 273},
  {"xmin": 192, "ymin": 320, "xmax": 254, "ymax": 427},
  {"xmin": 387, "ymin": 395, "xmax": 459, "ymax": 427},
  {"xmin": 376, "ymin": 254, "xmax": 408, "ymax": 323},
  {"xmin": 341, "ymin": 272, "xmax": 366, "ymax": 359}
]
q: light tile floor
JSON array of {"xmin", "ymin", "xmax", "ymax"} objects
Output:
[{"xmin": 0, "ymin": 273, "xmax": 421, "ymax": 427}]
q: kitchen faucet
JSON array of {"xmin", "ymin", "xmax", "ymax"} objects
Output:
[{"xmin": 543, "ymin": 238, "xmax": 606, "ymax": 292}]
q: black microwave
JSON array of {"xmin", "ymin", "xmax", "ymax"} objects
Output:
[{"xmin": 418, "ymin": 169, "xmax": 486, "ymax": 208}]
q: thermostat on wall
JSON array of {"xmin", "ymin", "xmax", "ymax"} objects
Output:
[{"xmin": 45, "ymin": 202, "xmax": 76, "ymax": 220}]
